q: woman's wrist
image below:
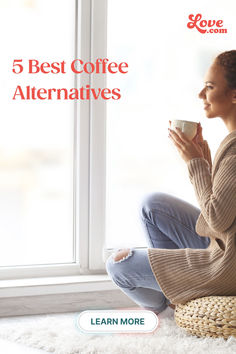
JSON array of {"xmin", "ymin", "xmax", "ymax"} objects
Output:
[{"xmin": 187, "ymin": 157, "xmax": 211, "ymax": 180}]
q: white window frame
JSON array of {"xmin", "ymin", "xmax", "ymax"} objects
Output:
[{"xmin": 0, "ymin": 0, "xmax": 108, "ymax": 281}]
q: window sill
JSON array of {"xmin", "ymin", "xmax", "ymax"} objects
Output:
[{"xmin": 0, "ymin": 274, "xmax": 117, "ymax": 298}]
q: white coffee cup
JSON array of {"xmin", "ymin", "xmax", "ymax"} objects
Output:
[{"xmin": 171, "ymin": 120, "xmax": 198, "ymax": 140}]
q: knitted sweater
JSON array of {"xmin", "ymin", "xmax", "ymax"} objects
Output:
[{"xmin": 147, "ymin": 130, "xmax": 236, "ymax": 305}]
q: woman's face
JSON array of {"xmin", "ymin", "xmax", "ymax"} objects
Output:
[{"xmin": 198, "ymin": 60, "xmax": 235, "ymax": 119}]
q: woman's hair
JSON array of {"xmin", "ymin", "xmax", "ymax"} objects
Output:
[{"xmin": 215, "ymin": 50, "xmax": 236, "ymax": 89}]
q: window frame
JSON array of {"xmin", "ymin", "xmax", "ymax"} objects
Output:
[{"xmin": 0, "ymin": 0, "xmax": 108, "ymax": 280}]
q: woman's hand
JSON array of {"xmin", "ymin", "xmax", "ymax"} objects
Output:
[
  {"xmin": 168, "ymin": 121, "xmax": 204, "ymax": 163},
  {"xmin": 192, "ymin": 122, "xmax": 212, "ymax": 168},
  {"xmin": 192, "ymin": 122, "xmax": 204, "ymax": 145}
]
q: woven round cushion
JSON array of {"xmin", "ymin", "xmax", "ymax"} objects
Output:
[{"xmin": 174, "ymin": 296, "xmax": 236, "ymax": 340}]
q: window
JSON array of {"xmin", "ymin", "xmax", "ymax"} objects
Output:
[
  {"xmin": 1, "ymin": 0, "xmax": 235, "ymax": 281},
  {"xmin": 105, "ymin": 0, "xmax": 235, "ymax": 249},
  {"xmin": 0, "ymin": 0, "xmax": 107, "ymax": 280},
  {"xmin": 0, "ymin": 0, "xmax": 76, "ymax": 268}
]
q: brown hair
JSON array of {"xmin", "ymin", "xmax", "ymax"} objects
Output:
[{"xmin": 215, "ymin": 50, "xmax": 236, "ymax": 89}]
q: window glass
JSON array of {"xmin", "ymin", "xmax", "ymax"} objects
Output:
[
  {"xmin": 106, "ymin": 0, "xmax": 235, "ymax": 248},
  {"xmin": 0, "ymin": 0, "xmax": 75, "ymax": 266}
]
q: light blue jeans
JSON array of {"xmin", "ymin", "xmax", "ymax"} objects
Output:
[{"xmin": 105, "ymin": 192, "xmax": 210, "ymax": 314}]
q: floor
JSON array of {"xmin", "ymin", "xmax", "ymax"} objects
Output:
[
  {"xmin": 0, "ymin": 308, "xmax": 235, "ymax": 354},
  {"xmin": 0, "ymin": 338, "xmax": 47, "ymax": 353}
]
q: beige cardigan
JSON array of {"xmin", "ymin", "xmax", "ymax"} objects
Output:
[{"xmin": 147, "ymin": 130, "xmax": 236, "ymax": 305}]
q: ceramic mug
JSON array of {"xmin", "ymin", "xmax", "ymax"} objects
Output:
[{"xmin": 171, "ymin": 120, "xmax": 198, "ymax": 140}]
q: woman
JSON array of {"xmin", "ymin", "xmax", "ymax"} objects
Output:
[{"xmin": 105, "ymin": 50, "xmax": 236, "ymax": 315}]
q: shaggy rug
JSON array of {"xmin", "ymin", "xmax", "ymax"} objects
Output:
[{"xmin": 0, "ymin": 307, "xmax": 235, "ymax": 354}]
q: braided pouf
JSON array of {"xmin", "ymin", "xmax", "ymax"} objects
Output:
[{"xmin": 174, "ymin": 296, "xmax": 236, "ymax": 340}]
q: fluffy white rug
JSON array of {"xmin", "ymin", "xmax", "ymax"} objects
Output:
[{"xmin": 0, "ymin": 307, "xmax": 235, "ymax": 354}]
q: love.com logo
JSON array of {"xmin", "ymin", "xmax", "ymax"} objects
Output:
[{"xmin": 187, "ymin": 14, "xmax": 227, "ymax": 34}]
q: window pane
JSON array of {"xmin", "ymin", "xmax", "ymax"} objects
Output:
[
  {"xmin": 0, "ymin": 0, "xmax": 75, "ymax": 266},
  {"xmin": 106, "ymin": 0, "xmax": 235, "ymax": 248}
]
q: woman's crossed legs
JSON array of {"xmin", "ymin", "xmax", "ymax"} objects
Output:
[{"xmin": 105, "ymin": 192, "xmax": 210, "ymax": 314}]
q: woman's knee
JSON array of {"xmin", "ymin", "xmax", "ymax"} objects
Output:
[
  {"xmin": 106, "ymin": 248, "xmax": 133, "ymax": 272},
  {"xmin": 105, "ymin": 249, "xmax": 134, "ymax": 286},
  {"xmin": 112, "ymin": 248, "xmax": 133, "ymax": 263},
  {"xmin": 140, "ymin": 192, "xmax": 171, "ymax": 220}
]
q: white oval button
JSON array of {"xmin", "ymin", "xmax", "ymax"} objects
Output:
[{"xmin": 76, "ymin": 310, "xmax": 159, "ymax": 333}]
